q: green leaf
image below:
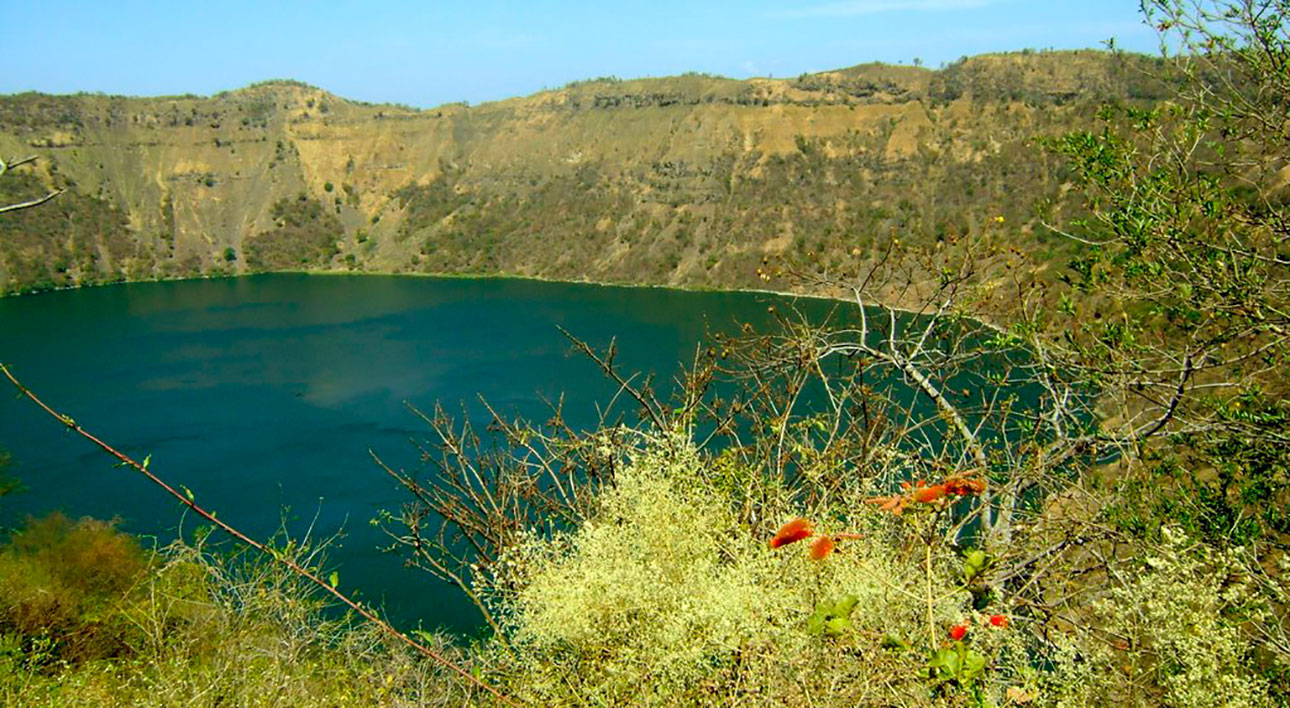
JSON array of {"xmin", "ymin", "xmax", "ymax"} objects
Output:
[
  {"xmin": 832, "ymin": 594, "xmax": 859, "ymax": 618},
  {"xmin": 182, "ymin": 485, "xmax": 194, "ymax": 502},
  {"xmin": 963, "ymin": 549, "xmax": 989, "ymax": 583},
  {"xmin": 880, "ymin": 633, "xmax": 910, "ymax": 651},
  {"xmin": 806, "ymin": 608, "xmax": 828, "ymax": 635},
  {"xmin": 807, "ymin": 595, "xmax": 861, "ymax": 638},
  {"xmin": 928, "ymin": 648, "xmax": 957, "ymax": 677},
  {"xmin": 962, "ymin": 649, "xmax": 987, "ymax": 680},
  {"xmin": 823, "ymin": 616, "xmax": 851, "ymax": 638},
  {"xmin": 943, "ymin": 648, "xmax": 963, "ymax": 677},
  {"xmin": 329, "ymin": 571, "xmax": 340, "ymax": 588}
]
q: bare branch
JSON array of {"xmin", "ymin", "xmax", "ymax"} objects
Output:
[{"xmin": 0, "ymin": 188, "xmax": 65, "ymax": 215}]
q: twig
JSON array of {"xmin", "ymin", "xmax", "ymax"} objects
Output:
[{"xmin": 557, "ymin": 326, "xmax": 668, "ymax": 431}]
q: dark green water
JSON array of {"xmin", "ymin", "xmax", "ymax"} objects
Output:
[{"xmin": 0, "ymin": 274, "xmax": 826, "ymax": 633}]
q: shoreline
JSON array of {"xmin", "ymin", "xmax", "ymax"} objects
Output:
[{"xmin": 1, "ymin": 266, "xmax": 950, "ymax": 323}]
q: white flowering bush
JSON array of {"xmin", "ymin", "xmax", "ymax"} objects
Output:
[
  {"xmin": 479, "ymin": 442, "xmax": 1034, "ymax": 707},
  {"xmin": 1040, "ymin": 527, "xmax": 1278, "ymax": 708}
]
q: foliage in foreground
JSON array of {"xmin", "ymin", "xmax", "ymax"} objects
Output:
[
  {"xmin": 0, "ymin": 514, "xmax": 469, "ymax": 708},
  {"xmin": 482, "ymin": 441, "xmax": 1017, "ymax": 706},
  {"xmin": 7, "ymin": 458, "xmax": 1283, "ymax": 707},
  {"xmin": 455, "ymin": 440, "xmax": 1277, "ymax": 707}
]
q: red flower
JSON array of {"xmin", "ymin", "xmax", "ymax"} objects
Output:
[
  {"xmin": 989, "ymin": 614, "xmax": 1009, "ymax": 629},
  {"xmin": 770, "ymin": 518, "xmax": 814, "ymax": 549},
  {"xmin": 866, "ymin": 475, "xmax": 989, "ymax": 517},
  {"xmin": 949, "ymin": 624, "xmax": 968, "ymax": 641},
  {"xmin": 809, "ymin": 535, "xmax": 835, "ymax": 561},
  {"xmin": 912, "ymin": 484, "xmax": 949, "ymax": 504},
  {"xmin": 944, "ymin": 476, "xmax": 987, "ymax": 496}
]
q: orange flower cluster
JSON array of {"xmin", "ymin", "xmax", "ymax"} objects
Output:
[
  {"xmin": 768, "ymin": 518, "xmax": 863, "ymax": 561},
  {"xmin": 864, "ymin": 474, "xmax": 987, "ymax": 516},
  {"xmin": 809, "ymin": 535, "xmax": 835, "ymax": 560},
  {"xmin": 768, "ymin": 518, "xmax": 813, "ymax": 549}
]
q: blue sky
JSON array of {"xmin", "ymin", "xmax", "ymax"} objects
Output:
[{"xmin": 4, "ymin": 0, "xmax": 1159, "ymax": 108}]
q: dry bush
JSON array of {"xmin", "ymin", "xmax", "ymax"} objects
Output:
[
  {"xmin": 1039, "ymin": 528, "xmax": 1280, "ymax": 708},
  {"xmin": 0, "ymin": 513, "xmax": 148, "ymax": 664},
  {"xmin": 0, "ymin": 517, "xmax": 473, "ymax": 708}
]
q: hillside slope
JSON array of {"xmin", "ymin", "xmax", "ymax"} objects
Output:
[{"xmin": 0, "ymin": 51, "xmax": 1171, "ymax": 298}]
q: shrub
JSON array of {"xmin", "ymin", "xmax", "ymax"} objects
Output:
[
  {"xmin": 0, "ymin": 513, "xmax": 147, "ymax": 664},
  {"xmin": 243, "ymin": 196, "xmax": 341, "ymax": 271},
  {"xmin": 1040, "ymin": 528, "xmax": 1276, "ymax": 708},
  {"xmin": 485, "ymin": 443, "xmax": 992, "ymax": 707}
]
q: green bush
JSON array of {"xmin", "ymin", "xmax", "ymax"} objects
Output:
[{"xmin": 1040, "ymin": 528, "xmax": 1276, "ymax": 708}]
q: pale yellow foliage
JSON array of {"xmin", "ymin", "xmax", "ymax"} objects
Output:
[
  {"xmin": 1041, "ymin": 527, "xmax": 1276, "ymax": 708},
  {"xmin": 489, "ymin": 442, "xmax": 967, "ymax": 706}
]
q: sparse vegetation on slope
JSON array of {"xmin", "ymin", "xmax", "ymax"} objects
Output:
[
  {"xmin": 244, "ymin": 194, "xmax": 342, "ymax": 271},
  {"xmin": 0, "ymin": 50, "xmax": 1168, "ymax": 299},
  {"xmin": 0, "ymin": 172, "xmax": 137, "ymax": 294}
]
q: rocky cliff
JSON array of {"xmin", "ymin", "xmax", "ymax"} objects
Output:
[{"xmin": 0, "ymin": 50, "xmax": 1170, "ymax": 296}]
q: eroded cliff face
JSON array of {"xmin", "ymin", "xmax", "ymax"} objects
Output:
[{"xmin": 0, "ymin": 51, "xmax": 1168, "ymax": 296}]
